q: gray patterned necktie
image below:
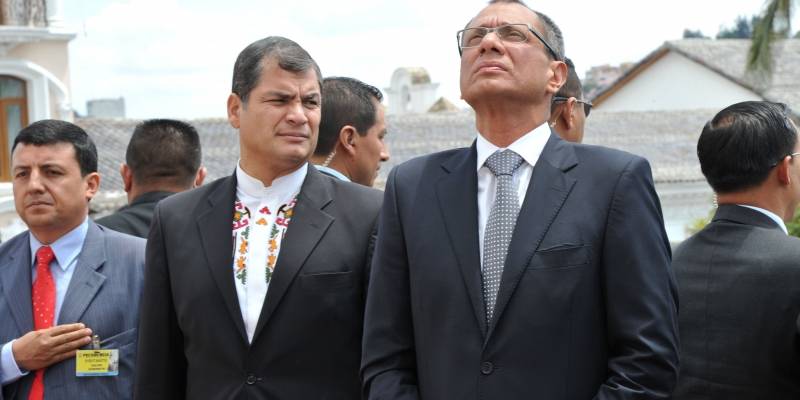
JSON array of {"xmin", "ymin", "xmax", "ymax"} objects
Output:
[{"xmin": 482, "ymin": 149, "xmax": 524, "ymax": 326}]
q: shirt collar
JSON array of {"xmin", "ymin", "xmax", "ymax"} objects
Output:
[
  {"xmin": 739, "ymin": 204, "xmax": 788, "ymax": 234},
  {"xmin": 29, "ymin": 217, "xmax": 89, "ymax": 271},
  {"xmin": 236, "ymin": 161, "xmax": 307, "ymax": 202},
  {"xmin": 313, "ymin": 164, "xmax": 351, "ymax": 182},
  {"xmin": 476, "ymin": 122, "xmax": 550, "ymax": 171}
]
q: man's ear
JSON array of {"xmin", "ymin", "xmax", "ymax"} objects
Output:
[
  {"xmin": 120, "ymin": 163, "xmax": 133, "ymax": 193},
  {"xmin": 563, "ymin": 97, "xmax": 577, "ymax": 130},
  {"xmin": 546, "ymin": 61, "xmax": 568, "ymax": 95},
  {"xmin": 777, "ymin": 156, "xmax": 792, "ymax": 185},
  {"xmin": 227, "ymin": 93, "xmax": 242, "ymax": 129},
  {"xmin": 84, "ymin": 172, "xmax": 101, "ymax": 202},
  {"xmin": 338, "ymin": 126, "xmax": 358, "ymax": 156},
  {"xmin": 194, "ymin": 166, "xmax": 207, "ymax": 187}
]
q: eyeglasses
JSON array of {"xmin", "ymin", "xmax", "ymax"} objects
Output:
[
  {"xmin": 552, "ymin": 96, "xmax": 593, "ymax": 117},
  {"xmin": 456, "ymin": 23, "xmax": 559, "ymax": 59},
  {"xmin": 770, "ymin": 152, "xmax": 800, "ymax": 167}
]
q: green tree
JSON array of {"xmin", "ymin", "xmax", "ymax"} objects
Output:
[
  {"xmin": 682, "ymin": 29, "xmax": 708, "ymax": 39},
  {"xmin": 747, "ymin": 0, "xmax": 794, "ymax": 73},
  {"xmin": 717, "ymin": 15, "xmax": 760, "ymax": 38}
]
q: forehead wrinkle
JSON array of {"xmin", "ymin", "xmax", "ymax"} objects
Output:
[{"xmin": 467, "ymin": 3, "xmax": 543, "ymax": 31}]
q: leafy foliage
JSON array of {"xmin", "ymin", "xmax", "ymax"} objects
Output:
[
  {"xmin": 747, "ymin": 0, "xmax": 794, "ymax": 73},
  {"xmin": 717, "ymin": 15, "xmax": 761, "ymax": 39},
  {"xmin": 682, "ymin": 29, "xmax": 708, "ymax": 39}
]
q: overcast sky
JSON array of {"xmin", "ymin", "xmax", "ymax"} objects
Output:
[{"xmin": 63, "ymin": 0, "xmax": 797, "ymax": 119}]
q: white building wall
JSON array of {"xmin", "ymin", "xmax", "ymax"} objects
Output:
[
  {"xmin": 598, "ymin": 51, "xmax": 762, "ymax": 112},
  {"xmin": 656, "ymin": 180, "xmax": 715, "ymax": 244}
]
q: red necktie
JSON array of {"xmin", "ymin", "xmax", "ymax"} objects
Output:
[{"xmin": 29, "ymin": 245, "xmax": 55, "ymax": 400}]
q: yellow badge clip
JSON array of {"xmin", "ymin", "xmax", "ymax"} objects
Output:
[{"xmin": 75, "ymin": 334, "xmax": 119, "ymax": 377}]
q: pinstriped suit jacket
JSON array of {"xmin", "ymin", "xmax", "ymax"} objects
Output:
[{"xmin": 0, "ymin": 220, "xmax": 145, "ymax": 400}]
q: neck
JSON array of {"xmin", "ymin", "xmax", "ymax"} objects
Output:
[
  {"xmin": 472, "ymin": 100, "xmax": 549, "ymax": 147},
  {"xmin": 30, "ymin": 216, "xmax": 86, "ymax": 245},
  {"xmin": 240, "ymin": 159, "xmax": 305, "ymax": 187},
  {"xmin": 311, "ymin": 151, "xmax": 352, "ymax": 180},
  {"xmin": 717, "ymin": 187, "xmax": 792, "ymax": 222},
  {"xmin": 128, "ymin": 184, "xmax": 182, "ymax": 204}
]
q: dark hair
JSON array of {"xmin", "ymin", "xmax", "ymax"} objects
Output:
[
  {"xmin": 231, "ymin": 36, "xmax": 322, "ymax": 104},
  {"xmin": 12, "ymin": 119, "xmax": 97, "ymax": 176},
  {"xmin": 482, "ymin": 0, "xmax": 564, "ymax": 60},
  {"xmin": 126, "ymin": 119, "xmax": 202, "ymax": 188},
  {"xmin": 315, "ymin": 77, "xmax": 383, "ymax": 156},
  {"xmin": 698, "ymin": 101, "xmax": 798, "ymax": 193},
  {"xmin": 551, "ymin": 58, "xmax": 583, "ymax": 112}
]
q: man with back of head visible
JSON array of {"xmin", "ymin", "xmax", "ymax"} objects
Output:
[
  {"xmin": 311, "ymin": 77, "xmax": 390, "ymax": 187},
  {"xmin": 361, "ymin": 0, "xmax": 679, "ymax": 398},
  {"xmin": 549, "ymin": 58, "xmax": 591, "ymax": 143},
  {"xmin": 0, "ymin": 120, "xmax": 144, "ymax": 400},
  {"xmin": 673, "ymin": 101, "xmax": 800, "ymax": 399},
  {"xmin": 134, "ymin": 36, "xmax": 383, "ymax": 400},
  {"xmin": 96, "ymin": 119, "xmax": 206, "ymax": 238}
]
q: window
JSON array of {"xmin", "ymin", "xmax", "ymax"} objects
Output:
[{"xmin": 0, "ymin": 75, "xmax": 27, "ymax": 181}]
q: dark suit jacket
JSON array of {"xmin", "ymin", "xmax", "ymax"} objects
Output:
[
  {"xmin": 134, "ymin": 166, "xmax": 382, "ymax": 400},
  {"xmin": 0, "ymin": 221, "xmax": 145, "ymax": 400},
  {"xmin": 96, "ymin": 191, "xmax": 174, "ymax": 238},
  {"xmin": 673, "ymin": 204, "xmax": 800, "ymax": 399},
  {"xmin": 362, "ymin": 134, "xmax": 679, "ymax": 399}
]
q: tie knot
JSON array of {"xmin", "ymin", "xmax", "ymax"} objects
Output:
[
  {"xmin": 36, "ymin": 245, "xmax": 54, "ymax": 266},
  {"xmin": 485, "ymin": 150, "xmax": 524, "ymax": 177}
]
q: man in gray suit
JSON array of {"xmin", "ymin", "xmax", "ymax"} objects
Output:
[
  {"xmin": 0, "ymin": 120, "xmax": 145, "ymax": 400},
  {"xmin": 135, "ymin": 36, "xmax": 382, "ymax": 399},
  {"xmin": 673, "ymin": 101, "xmax": 800, "ymax": 399}
]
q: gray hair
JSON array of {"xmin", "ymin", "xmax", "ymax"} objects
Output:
[
  {"xmin": 231, "ymin": 36, "xmax": 322, "ymax": 104},
  {"xmin": 485, "ymin": 0, "xmax": 565, "ymax": 60}
]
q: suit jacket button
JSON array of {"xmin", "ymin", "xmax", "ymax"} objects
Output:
[
  {"xmin": 480, "ymin": 361, "xmax": 494, "ymax": 375},
  {"xmin": 246, "ymin": 374, "xmax": 258, "ymax": 385}
]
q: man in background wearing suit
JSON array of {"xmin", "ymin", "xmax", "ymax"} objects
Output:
[
  {"xmin": 96, "ymin": 119, "xmax": 206, "ymax": 238},
  {"xmin": 673, "ymin": 101, "xmax": 800, "ymax": 399},
  {"xmin": 134, "ymin": 36, "xmax": 382, "ymax": 400},
  {"xmin": 361, "ymin": 1, "xmax": 679, "ymax": 398},
  {"xmin": 311, "ymin": 77, "xmax": 390, "ymax": 187},
  {"xmin": 0, "ymin": 120, "xmax": 145, "ymax": 400},
  {"xmin": 549, "ymin": 58, "xmax": 591, "ymax": 143}
]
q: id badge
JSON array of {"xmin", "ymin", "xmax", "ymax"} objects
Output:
[{"xmin": 75, "ymin": 335, "xmax": 119, "ymax": 377}]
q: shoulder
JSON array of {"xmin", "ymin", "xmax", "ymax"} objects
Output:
[
  {"xmin": 97, "ymin": 224, "xmax": 146, "ymax": 255},
  {"xmin": 0, "ymin": 230, "xmax": 29, "ymax": 257},
  {"xmin": 392, "ymin": 147, "xmax": 470, "ymax": 183},
  {"xmin": 570, "ymin": 142, "xmax": 647, "ymax": 174},
  {"xmin": 163, "ymin": 176, "xmax": 228, "ymax": 207},
  {"xmin": 313, "ymin": 173, "xmax": 383, "ymax": 215}
]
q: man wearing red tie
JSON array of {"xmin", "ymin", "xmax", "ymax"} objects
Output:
[{"xmin": 0, "ymin": 120, "xmax": 145, "ymax": 399}]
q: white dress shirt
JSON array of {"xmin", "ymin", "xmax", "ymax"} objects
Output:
[
  {"xmin": 476, "ymin": 123, "xmax": 550, "ymax": 265},
  {"xmin": 740, "ymin": 204, "xmax": 788, "ymax": 234},
  {"xmin": 234, "ymin": 162, "xmax": 307, "ymax": 343},
  {"xmin": 1, "ymin": 218, "xmax": 89, "ymax": 384}
]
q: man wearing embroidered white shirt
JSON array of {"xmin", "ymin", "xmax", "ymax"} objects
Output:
[
  {"xmin": 135, "ymin": 36, "xmax": 383, "ymax": 400},
  {"xmin": 361, "ymin": 1, "xmax": 679, "ymax": 398},
  {"xmin": 673, "ymin": 101, "xmax": 800, "ymax": 399}
]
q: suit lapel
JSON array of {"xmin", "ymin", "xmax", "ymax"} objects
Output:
[
  {"xmin": 196, "ymin": 174, "xmax": 248, "ymax": 342},
  {"xmin": 0, "ymin": 234, "xmax": 33, "ymax": 333},
  {"xmin": 436, "ymin": 144, "xmax": 487, "ymax": 335},
  {"xmin": 58, "ymin": 221, "xmax": 107, "ymax": 324},
  {"xmin": 486, "ymin": 134, "xmax": 578, "ymax": 341},
  {"xmin": 252, "ymin": 166, "xmax": 334, "ymax": 341}
]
